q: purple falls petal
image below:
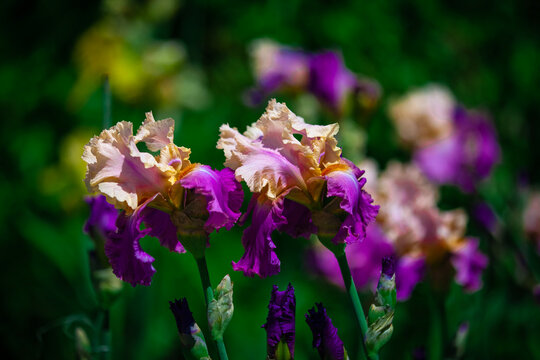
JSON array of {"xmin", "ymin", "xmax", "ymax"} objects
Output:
[
  {"xmin": 263, "ymin": 284, "xmax": 296, "ymax": 358},
  {"xmin": 451, "ymin": 238, "xmax": 488, "ymax": 292},
  {"xmin": 105, "ymin": 210, "xmax": 156, "ymax": 287},
  {"xmin": 232, "ymin": 195, "xmax": 284, "ymax": 277},
  {"xmin": 325, "ymin": 168, "xmax": 379, "ymax": 244},
  {"xmin": 278, "ymin": 198, "xmax": 316, "ymax": 239},
  {"xmin": 179, "ymin": 165, "xmax": 243, "ymax": 233},
  {"xmin": 141, "ymin": 206, "xmax": 184, "ymax": 253},
  {"xmin": 305, "ymin": 303, "xmax": 344, "ymax": 360}
]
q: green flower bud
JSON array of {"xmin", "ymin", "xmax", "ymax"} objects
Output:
[{"xmin": 208, "ymin": 275, "xmax": 234, "ymax": 340}]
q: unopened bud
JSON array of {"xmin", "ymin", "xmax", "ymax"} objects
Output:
[{"xmin": 208, "ymin": 275, "xmax": 234, "ymax": 340}]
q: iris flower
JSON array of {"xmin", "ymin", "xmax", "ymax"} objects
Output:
[
  {"xmin": 83, "ymin": 113, "xmax": 243, "ymax": 286},
  {"xmin": 218, "ymin": 100, "xmax": 378, "ymax": 277},
  {"xmin": 263, "ymin": 284, "xmax": 296, "ymax": 359},
  {"xmin": 305, "ymin": 303, "xmax": 346, "ymax": 360}
]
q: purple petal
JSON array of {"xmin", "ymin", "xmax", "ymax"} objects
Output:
[
  {"xmin": 140, "ymin": 206, "xmax": 184, "ymax": 253},
  {"xmin": 325, "ymin": 168, "xmax": 379, "ymax": 244},
  {"xmin": 179, "ymin": 165, "xmax": 243, "ymax": 233},
  {"xmin": 232, "ymin": 195, "xmax": 284, "ymax": 277},
  {"xmin": 395, "ymin": 256, "xmax": 425, "ymax": 301},
  {"xmin": 415, "ymin": 106, "xmax": 500, "ymax": 192},
  {"xmin": 308, "ymin": 223, "xmax": 394, "ymax": 292},
  {"xmin": 263, "ymin": 284, "xmax": 296, "ymax": 358},
  {"xmin": 278, "ymin": 199, "xmax": 316, "ymax": 239},
  {"xmin": 309, "ymin": 51, "xmax": 358, "ymax": 113},
  {"xmin": 305, "ymin": 303, "xmax": 344, "ymax": 360},
  {"xmin": 105, "ymin": 210, "xmax": 156, "ymax": 287},
  {"xmin": 451, "ymin": 238, "xmax": 488, "ymax": 292},
  {"xmin": 84, "ymin": 195, "xmax": 118, "ymax": 236}
]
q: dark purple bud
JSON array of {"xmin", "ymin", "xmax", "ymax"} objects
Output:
[
  {"xmin": 169, "ymin": 298, "xmax": 195, "ymax": 337},
  {"xmin": 263, "ymin": 284, "xmax": 296, "ymax": 358},
  {"xmin": 381, "ymin": 256, "xmax": 396, "ymax": 277},
  {"xmin": 305, "ymin": 303, "xmax": 344, "ymax": 360}
]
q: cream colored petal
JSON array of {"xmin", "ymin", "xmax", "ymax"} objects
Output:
[
  {"xmin": 218, "ymin": 123, "xmax": 305, "ymax": 199},
  {"xmin": 134, "ymin": 112, "xmax": 175, "ymax": 151},
  {"xmin": 83, "ymin": 121, "xmax": 169, "ymax": 211}
]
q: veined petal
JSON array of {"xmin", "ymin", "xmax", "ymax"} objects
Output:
[
  {"xmin": 325, "ymin": 168, "xmax": 379, "ymax": 244},
  {"xmin": 179, "ymin": 165, "xmax": 243, "ymax": 233},
  {"xmin": 232, "ymin": 195, "xmax": 284, "ymax": 277},
  {"xmin": 83, "ymin": 121, "xmax": 169, "ymax": 211},
  {"xmin": 134, "ymin": 112, "xmax": 175, "ymax": 151}
]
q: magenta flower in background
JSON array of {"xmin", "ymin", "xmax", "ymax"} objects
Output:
[
  {"xmin": 218, "ymin": 100, "xmax": 378, "ymax": 277},
  {"xmin": 82, "ymin": 113, "xmax": 243, "ymax": 286},
  {"xmin": 263, "ymin": 284, "xmax": 296, "ymax": 359},
  {"xmin": 245, "ymin": 40, "xmax": 309, "ymax": 106},
  {"xmin": 246, "ymin": 40, "xmax": 381, "ymax": 116},
  {"xmin": 308, "ymin": 51, "xmax": 358, "ymax": 113},
  {"xmin": 308, "ymin": 223, "xmax": 393, "ymax": 291},
  {"xmin": 305, "ymin": 303, "xmax": 345, "ymax": 360},
  {"xmin": 451, "ymin": 238, "xmax": 489, "ymax": 292},
  {"xmin": 415, "ymin": 106, "xmax": 500, "ymax": 192}
]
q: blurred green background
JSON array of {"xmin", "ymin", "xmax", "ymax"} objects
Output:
[{"xmin": 2, "ymin": 0, "xmax": 540, "ymax": 359}]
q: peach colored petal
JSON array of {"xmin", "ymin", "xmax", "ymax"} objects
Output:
[
  {"xmin": 83, "ymin": 121, "xmax": 169, "ymax": 211},
  {"xmin": 134, "ymin": 112, "xmax": 175, "ymax": 152}
]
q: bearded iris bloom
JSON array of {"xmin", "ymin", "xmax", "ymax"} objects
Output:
[
  {"xmin": 82, "ymin": 113, "xmax": 243, "ymax": 286},
  {"xmin": 218, "ymin": 100, "xmax": 379, "ymax": 277}
]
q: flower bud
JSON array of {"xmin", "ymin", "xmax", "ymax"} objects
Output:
[
  {"xmin": 208, "ymin": 275, "xmax": 234, "ymax": 340},
  {"xmin": 169, "ymin": 298, "xmax": 211, "ymax": 360}
]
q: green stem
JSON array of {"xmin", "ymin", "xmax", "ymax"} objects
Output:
[
  {"xmin": 335, "ymin": 251, "xmax": 370, "ymax": 360},
  {"xmin": 427, "ymin": 287, "xmax": 446, "ymax": 360},
  {"xmin": 94, "ymin": 309, "xmax": 110, "ymax": 360},
  {"xmin": 216, "ymin": 338, "xmax": 229, "ymax": 360},
  {"xmin": 195, "ymin": 255, "xmax": 229, "ymax": 360}
]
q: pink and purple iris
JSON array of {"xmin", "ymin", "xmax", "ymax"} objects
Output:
[
  {"xmin": 415, "ymin": 106, "xmax": 500, "ymax": 192},
  {"xmin": 82, "ymin": 113, "xmax": 243, "ymax": 286},
  {"xmin": 218, "ymin": 100, "xmax": 379, "ymax": 278},
  {"xmin": 247, "ymin": 40, "xmax": 380, "ymax": 116}
]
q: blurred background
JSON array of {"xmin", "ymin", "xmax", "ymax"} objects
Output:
[{"xmin": 1, "ymin": 0, "xmax": 540, "ymax": 358}]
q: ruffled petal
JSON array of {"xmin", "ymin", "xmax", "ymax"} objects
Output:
[
  {"xmin": 141, "ymin": 206, "xmax": 184, "ymax": 253},
  {"xmin": 232, "ymin": 195, "xmax": 285, "ymax": 277},
  {"xmin": 325, "ymin": 168, "xmax": 379, "ymax": 244},
  {"xmin": 105, "ymin": 210, "xmax": 156, "ymax": 287},
  {"xmin": 179, "ymin": 165, "xmax": 243, "ymax": 233},
  {"xmin": 83, "ymin": 121, "xmax": 170, "ymax": 211},
  {"xmin": 451, "ymin": 238, "xmax": 488, "ymax": 292},
  {"xmin": 263, "ymin": 284, "xmax": 296, "ymax": 358},
  {"xmin": 134, "ymin": 112, "xmax": 175, "ymax": 151},
  {"xmin": 395, "ymin": 256, "xmax": 425, "ymax": 300},
  {"xmin": 278, "ymin": 199, "xmax": 316, "ymax": 239}
]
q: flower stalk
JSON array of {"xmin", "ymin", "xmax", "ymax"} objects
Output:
[
  {"xmin": 194, "ymin": 253, "xmax": 230, "ymax": 360},
  {"xmin": 318, "ymin": 235, "xmax": 369, "ymax": 360}
]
